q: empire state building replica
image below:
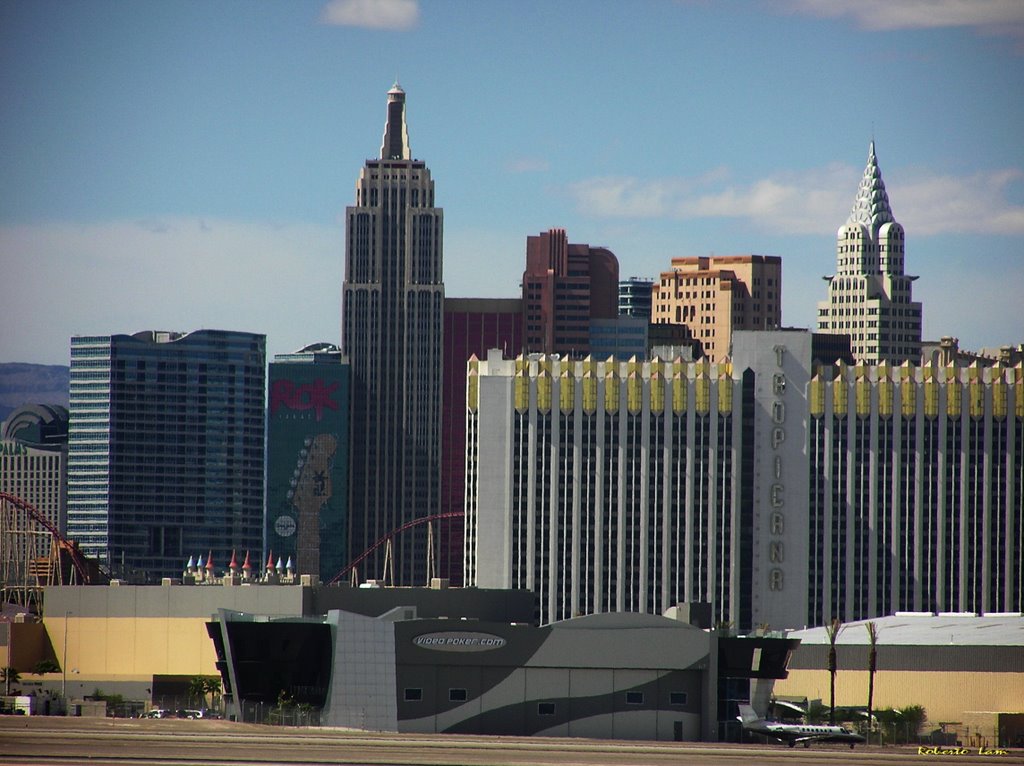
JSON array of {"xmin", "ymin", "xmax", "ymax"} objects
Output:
[{"xmin": 343, "ymin": 84, "xmax": 444, "ymax": 584}]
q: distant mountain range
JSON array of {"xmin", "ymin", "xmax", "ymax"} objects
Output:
[{"xmin": 0, "ymin": 363, "xmax": 70, "ymax": 423}]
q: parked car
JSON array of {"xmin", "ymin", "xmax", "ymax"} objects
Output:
[{"xmin": 144, "ymin": 708, "xmax": 168, "ymax": 719}]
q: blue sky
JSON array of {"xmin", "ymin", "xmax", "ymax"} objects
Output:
[{"xmin": 2, "ymin": 0, "xmax": 1023, "ymax": 366}]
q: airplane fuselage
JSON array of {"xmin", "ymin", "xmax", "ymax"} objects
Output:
[{"xmin": 738, "ymin": 705, "xmax": 865, "ymax": 749}]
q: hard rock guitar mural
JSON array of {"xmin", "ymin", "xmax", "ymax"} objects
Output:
[{"xmin": 292, "ymin": 433, "xmax": 338, "ymax": 577}]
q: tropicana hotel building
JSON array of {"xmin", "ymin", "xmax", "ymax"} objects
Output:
[{"xmin": 464, "ymin": 332, "xmax": 1022, "ymax": 632}]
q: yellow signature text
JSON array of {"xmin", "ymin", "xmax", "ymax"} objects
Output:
[{"xmin": 917, "ymin": 746, "xmax": 1010, "ymax": 757}]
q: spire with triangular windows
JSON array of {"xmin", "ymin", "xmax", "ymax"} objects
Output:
[{"xmin": 846, "ymin": 141, "xmax": 894, "ymax": 232}]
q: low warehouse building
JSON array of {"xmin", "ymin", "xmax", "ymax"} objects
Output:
[
  {"xmin": 209, "ymin": 607, "xmax": 800, "ymax": 742},
  {"xmin": 773, "ymin": 613, "xmax": 1024, "ymax": 747},
  {"xmin": 28, "ymin": 582, "xmax": 533, "ymax": 706}
]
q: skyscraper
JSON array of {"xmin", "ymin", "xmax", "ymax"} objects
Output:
[
  {"xmin": 440, "ymin": 297, "xmax": 523, "ymax": 585},
  {"xmin": 343, "ymin": 84, "xmax": 444, "ymax": 585},
  {"xmin": 66, "ymin": 330, "xmax": 265, "ymax": 581},
  {"xmin": 465, "ymin": 350, "xmax": 749, "ymax": 628},
  {"xmin": 618, "ymin": 277, "xmax": 654, "ymax": 320},
  {"xmin": 817, "ymin": 142, "xmax": 922, "ymax": 364},
  {"xmin": 651, "ymin": 255, "xmax": 781, "ymax": 362},
  {"xmin": 522, "ymin": 228, "xmax": 619, "ymax": 357},
  {"xmin": 465, "ymin": 337, "xmax": 1023, "ymax": 630},
  {"xmin": 1, "ymin": 404, "xmax": 68, "ymax": 591}
]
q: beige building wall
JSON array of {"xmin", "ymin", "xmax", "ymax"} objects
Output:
[
  {"xmin": 775, "ymin": 669, "xmax": 1024, "ymax": 724},
  {"xmin": 46, "ymin": 613, "xmax": 218, "ymax": 685},
  {"xmin": 652, "ymin": 256, "xmax": 781, "ymax": 362}
]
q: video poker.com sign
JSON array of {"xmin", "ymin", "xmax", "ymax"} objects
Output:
[{"xmin": 413, "ymin": 632, "xmax": 507, "ymax": 652}]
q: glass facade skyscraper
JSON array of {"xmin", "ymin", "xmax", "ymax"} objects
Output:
[{"xmin": 67, "ymin": 330, "xmax": 265, "ymax": 581}]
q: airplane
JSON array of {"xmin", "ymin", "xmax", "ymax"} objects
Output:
[{"xmin": 737, "ymin": 704, "xmax": 867, "ymax": 749}]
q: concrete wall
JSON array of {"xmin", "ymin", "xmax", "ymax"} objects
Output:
[
  {"xmin": 44, "ymin": 584, "xmax": 308, "ymax": 620},
  {"xmin": 323, "ymin": 609, "xmax": 397, "ymax": 730},
  {"xmin": 469, "ymin": 354, "xmax": 516, "ymax": 590}
]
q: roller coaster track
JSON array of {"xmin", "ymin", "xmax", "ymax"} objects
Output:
[
  {"xmin": 327, "ymin": 511, "xmax": 463, "ymax": 586},
  {"xmin": 0, "ymin": 491, "xmax": 96, "ymax": 608}
]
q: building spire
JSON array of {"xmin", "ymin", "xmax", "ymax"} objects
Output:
[
  {"xmin": 380, "ymin": 82, "xmax": 411, "ymax": 161},
  {"xmin": 846, "ymin": 141, "xmax": 894, "ymax": 232}
]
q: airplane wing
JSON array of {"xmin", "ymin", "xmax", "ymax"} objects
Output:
[{"xmin": 793, "ymin": 735, "xmax": 831, "ymax": 744}]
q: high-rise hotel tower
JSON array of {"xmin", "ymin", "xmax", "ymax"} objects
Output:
[
  {"xmin": 343, "ymin": 84, "xmax": 444, "ymax": 585},
  {"xmin": 66, "ymin": 330, "xmax": 265, "ymax": 581},
  {"xmin": 466, "ymin": 335, "xmax": 1022, "ymax": 630},
  {"xmin": 818, "ymin": 143, "xmax": 922, "ymax": 364}
]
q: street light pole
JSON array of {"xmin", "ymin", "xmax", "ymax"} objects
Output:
[{"xmin": 61, "ymin": 611, "xmax": 70, "ymax": 699}]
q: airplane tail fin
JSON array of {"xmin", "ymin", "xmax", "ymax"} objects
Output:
[{"xmin": 737, "ymin": 704, "xmax": 761, "ymax": 725}]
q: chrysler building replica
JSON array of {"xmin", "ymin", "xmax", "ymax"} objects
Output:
[
  {"xmin": 343, "ymin": 84, "xmax": 444, "ymax": 584},
  {"xmin": 818, "ymin": 142, "xmax": 922, "ymax": 364}
]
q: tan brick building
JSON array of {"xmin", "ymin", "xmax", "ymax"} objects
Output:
[{"xmin": 651, "ymin": 255, "xmax": 781, "ymax": 361}]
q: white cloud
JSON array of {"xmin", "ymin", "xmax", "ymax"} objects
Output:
[
  {"xmin": 896, "ymin": 169, "xmax": 1024, "ymax": 235},
  {"xmin": 565, "ymin": 164, "xmax": 1024, "ymax": 237},
  {"xmin": 779, "ymin": 0, "xmax": 1024, "ymax": 48},
  {"xmin": 781, "ymin": 0, "xmax": 1024, "ymax": 29},
  {"xmin": 320, "ymin": 0, "xmax": 419, "ymax": 30},
  {"xmin": 0, "ymin": 218, "xmax": 343, "ymax": 366}
]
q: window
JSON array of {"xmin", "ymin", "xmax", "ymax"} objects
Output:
[
  {"xmin": 670, "ymin": 692, "xmax": 688, "ymax": 705},
  {"xmin": 537, "ymin": 702, "xmax": 556, "ymax": 716},
  {"xmin": 404, "ymin": 688, "xmax": 422, "ymax": 702},
  {"xmin": 625, "ymin": 691, "xmax": 644, "ymax": 705},
  {"xmin": 449, "ymin": 688, "xmax": 467, "ymax": 702}
]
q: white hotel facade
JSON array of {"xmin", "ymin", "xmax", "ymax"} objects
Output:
[{"xmin": 464, "ymin": 333, "xmax": 1023, "ymax": 631}]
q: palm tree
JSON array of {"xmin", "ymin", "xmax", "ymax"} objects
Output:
[
  {"xmin": 1, "ymin": 666, "xmax": 21, "ymax": 696},
  {"xmin": 865, "ymin": 621, "xmax": 879, "ymax": 743},
  {"xmin": 187, "ymin": 675, "xmax": 208, "ymax": 708},
  {"xmin": 187, "ymin": 675, "xmax": 222, "ymax": 712},
  {"xmin": 825, "ymin": 618, "xmax": 843, "ymax": 725},
  {"xmin": 202, "ymin": 676, "xmax": 222, "ymax": 712},
  {"xmin": 33, "ymin": 659, "xmax": 61, "ymax": 675}
]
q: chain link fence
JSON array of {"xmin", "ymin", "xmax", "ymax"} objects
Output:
[
  {"xmin": 237, "ymin": 700, "xmax": 321, "ymax": 727},
  {"xmin": 858, "ymin": 723, "xmax": 1005, "ymax": 749}
]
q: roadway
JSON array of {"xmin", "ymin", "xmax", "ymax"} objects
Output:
[{"xmin": 0, "ymin": 716, "xmax": 1019, "ymax": 766}]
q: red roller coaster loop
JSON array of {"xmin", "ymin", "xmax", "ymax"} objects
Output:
[
  {"xmin": 0, "ymin": 491, "xmax": 93, "ymax": 584},
  {"xmin": 327, "ymin": 511, "xmax": 463, "ymax": 586}
]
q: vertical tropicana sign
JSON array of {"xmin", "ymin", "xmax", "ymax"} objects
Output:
[{"xmin": 733, "ymin": 331, "xmax": 812, "ymax": 631}]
